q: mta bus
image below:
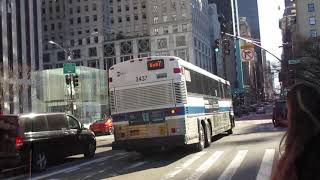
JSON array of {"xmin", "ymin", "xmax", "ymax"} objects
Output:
[{"xmin": 109, "ymin": 56, "xmax": 234, "ymax": 153}]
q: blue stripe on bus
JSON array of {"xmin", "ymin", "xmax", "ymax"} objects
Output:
[{"xmin": 184, "ymin": 106, "xmax": 231, "ymax": 115}]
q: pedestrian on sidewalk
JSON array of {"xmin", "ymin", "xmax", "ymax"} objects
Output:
[{"xmin": 272, "ymin": 83, "xmax": 320, "ymax": 180}]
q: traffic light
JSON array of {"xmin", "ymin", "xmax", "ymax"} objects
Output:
[
  {"xmin": 73, "ymin": 74, "xmax": 79, "ymax": 87},
  {"xmin": 65, "ymin": 74, "xmax": 71, "ymax": 85},
  {"xmin": 214, "ymin": 39, "xmax": 220, "ymax": 53}
]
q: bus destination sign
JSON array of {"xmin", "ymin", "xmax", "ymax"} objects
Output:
[{"xmin": 147, "ymin": 59, "xmax": 164, "ymax": 70}]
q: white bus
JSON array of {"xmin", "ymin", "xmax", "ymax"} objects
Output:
[{"xmin": 109, "ymin": 56, "xmax": 234, "ymax": 153}]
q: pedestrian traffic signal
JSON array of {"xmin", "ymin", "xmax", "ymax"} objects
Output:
[
  {"xmin": 214, "ymin": 39, "xmax": 220, "ymax": 53},
  {"xmin": 73, "ymin": 74, "xmax": 79, "ymax": 87},
  {"xmin": 65, "ymin": 74, "xmax": 71, "ymax": 85}
]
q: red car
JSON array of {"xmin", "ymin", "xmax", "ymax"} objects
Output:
[{"xmin": 89, "ymin": 117, "xmax": 114, "ymax": 135}]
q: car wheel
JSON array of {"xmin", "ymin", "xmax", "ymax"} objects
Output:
[
  {"xmin": 32, "ymin": 151, "xmax": 47, "ymax": 172},
  {"xmin": 195, "ymin": 125, "xmax": 205, "ymax": 152},
  {"xmin": 84, "ymin": 142, "xmax": 96, "ymax": 159}
]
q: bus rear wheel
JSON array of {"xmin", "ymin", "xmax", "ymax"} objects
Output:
[{"xmin": 195, "ymin": 125, "xmax": 205, "ymax": 152}]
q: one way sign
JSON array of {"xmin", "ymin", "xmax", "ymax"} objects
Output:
[{"xmin": 241, "ymin": 49, "xmax": 254, "ymax": 61}]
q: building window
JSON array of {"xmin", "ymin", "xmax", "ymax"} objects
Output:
[
  {"xmin": 154, "ymin": 27, "xmax": 159, "ymax": 35},
  {"xmin": 69, "ymin": 8, "xmax": 73, "ymax": 14},
  {"xmin": 310, "ymin": 29, "xmax": 317, "ymax": 37},
  {"xmin": 42, "ymin": 8, "xmax": 45, "ymax": 14},
  {"xmin": 89, "ymin": 47, "xmax": 97, "ymax": 57},
  {"xmin": 173, "ymin": 25, "xmax": 178, "ymax": 33},
  {"xmin": 154, "ymin": 16, "xmax": 159, "ymax": 23},
  {"xmin": 176, "ymin": 36, "xmax": 186, "ymax": 47},
  {"xmin": 142, "ymin": 13, "xmax": 147, "ymax": 19},
  {"xmin": 44, "ymin": 25, "xmax": 47, "ymax": 31},
  {"xmin": 51, "ymin": 24, "xmax": 55, "ymax": 30},
  {"xmin": 86, "ymin": 37, "xmax": 91, "ymax": 44},
  {"xmin": 94, "ymin": 36, "xmax": 99, "ymax": 43},
  {"xmin": 142, "ymin": 3, "xmax": 146, "ymax": 8},
  {"xmin": 163, "ymin": 15, "xmax": 167, "ymax": 22},
  {"xmin": 134, "ymin": 14, "xmax": 138, "ymax": 20},
  {"xmin": 73, "ymin": 49, "xmax": 81, "ymax": 59},
  {"xmin": 93, "ymin": 15, "xmax": 98, "ymax": 21},
  {"xmin": 308, "ymin": 3, "xmax": 315, "ymax": 12},
  {"xmin": 118, "ymin": 6, "xmax": 121, "ymax": 12},
  {"xmin": 58, "ymin": 22, "xmax": 62, "ymax": 29},
  {"xmin": 70, "ymin": 40, "xmax": 75, "ymax": 46},
  {"xmin": 43, "ymin": 53, "xmax": 50, "ymax": 62},
  {"xmin": 163, "ymin": 26, "xmax": 169, "ymax": 34},
  {"xmin": 57, "ymin": 51, "xmax": 65, "ymax": 61},
  {"xmin": 182, "ymin": 24, "xmax": 188, "ymax": 32},
  {"xmin": 77, "ymin": 6, "xmax": 80, "ymax": 13},
  {"xmin": 77, "ymin": 17, "xmax": 81, "ymax": 24},
  {"xmin": 78, "ymin": 30, "xmax": 82, "ymax": 35},
  {"xmin": 56, "ymin": 6, "xmax": 60, "ymax": 12},
  {"xmin": 93, "ymin": 3, "xmax": 97, "ymax": 11},
  {"xmin": 85, "ymin": 5, "xmax": 88, "ymax": 12},
  {"xmin": 111, "ymin": 18, "xmax": 114, "ymax": 24},
  {"xmin": 110, "ymin": 8, "xmax": 113, "ymax": 13},
  {"xmin": 118, "ymin": 17, "xmax": 122, "ymax": 23},
  {"xmin": 69, "ymin": 0, "xmax": 72, "ymax": 4},
  {"xmin": 69, "ymin": 18, "xmax": 74, "ymax": 24},
  {"xmin": 78, "ymin": 39, "xmax": 82, "ymax": 45},
  {"xmin": 126, "ymin": 16, "xmax": 130, "ymax": 21},
  {"xmin": 157, "ymin": 38, "xmax": 168, "ymax": 49},
  {"xmin": 153, "ymin": 5, "xmax": 159, "ymax": 13},
  {"xmin": 309, "ymin": 16, "xmax": 316, "ymax": 25},
  {"xmin": 126, "ymin": 5, "xmax": 129, "ymax": 11},
  {"xmin": 85, "ymin": 16, "xmax": 89, "ymax": 23}
]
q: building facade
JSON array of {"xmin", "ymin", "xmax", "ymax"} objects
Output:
[
  {"xmin": 41, "ymin": 0, "xmax": 108, "ymax": 70},
  {"xmin": 296, "ymin": 0, "xmax": 320, "ymax": 39},
  {"xmin": 0, "ymin": 0, "xmax": 43, "ymax": 114},
  {"xmin": 105, "ymin": 0, "xmax": 214, "ymax": 73}
]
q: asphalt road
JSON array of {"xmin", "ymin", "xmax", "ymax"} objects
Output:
[{"xmin": 9, "ymin": 113, "xmax": 286, "ymax": 180}]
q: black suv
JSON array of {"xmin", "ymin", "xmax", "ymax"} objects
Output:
[{"xmin": 0, "ymin": 113, "xmax": 96, "ymax": 174}]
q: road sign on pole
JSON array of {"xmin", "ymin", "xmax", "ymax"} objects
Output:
[
  {"xmin": 241, "ymin": 49, "xmax": 254, "ymax": 61},
  {"xmin": 63, "ymin": 63, "xmax": 76, "ymax": 74}
]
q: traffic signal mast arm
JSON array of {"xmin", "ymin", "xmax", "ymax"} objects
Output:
[{"xmin": 223, "ymin": 32, "xmax": 282, "ymax": 62}]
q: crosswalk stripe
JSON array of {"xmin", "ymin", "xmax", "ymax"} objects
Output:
[
  {"xmin": 256, "ymin": 149, "xmax": 275, "ymax": 180},
  {"xmin": 187, "ymin": 151, "xmax": 224, "ymax": 180},
  {"xmin": 218, "ymin": 150, "xmax": 248, "ymax": 180},
  {"xmin": 162, "ymin": 151, "xmax": 207, "ymax": 180}
]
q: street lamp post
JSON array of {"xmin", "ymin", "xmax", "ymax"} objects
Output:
[{"xmin": 48, "ymin": 41, "xmax": 75, "ymax": 114}]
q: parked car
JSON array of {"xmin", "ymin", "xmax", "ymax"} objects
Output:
[
  {"xmin": 272, "ymin": 100, "xmax": 287, "ymax": 127},
  {"xmin": 0, "ymin": 113, "xmax": 96, "ymax": 174},
  {"xmin": 240, "ymin": 106, "xmax": 250, "ymax": 116},
  {"xmin": 256, "ymin": 106, "xmax": 266, "ymax": 114},
  {"xmin": 89, "ymin": 117, "xmax": 113, "ymax": 135}
]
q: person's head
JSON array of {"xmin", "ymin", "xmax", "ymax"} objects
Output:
[{"xmin": 286, "ymin": 83, "xmax": 320, "ymax": 146}]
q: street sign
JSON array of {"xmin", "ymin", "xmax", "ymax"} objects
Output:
[
  {"xmin": 288, "ymin": 59, "xmax": 300, "ymax": 65},
  {"xmin": 63, "ymin": 63, "xmax": 76, "ymax": 74},
  {"xmin": 241, "ymin": 49, "xmax": 254, "ymax": 61}
]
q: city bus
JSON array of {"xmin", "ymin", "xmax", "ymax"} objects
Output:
[{"xmin": 109, "ymin": 56, "xmax": 234, "ymax": 153}]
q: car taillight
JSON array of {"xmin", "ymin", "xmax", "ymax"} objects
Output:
[{"xmin": 16, "ymin": 136, "xmax": 24, "ymax": 149}]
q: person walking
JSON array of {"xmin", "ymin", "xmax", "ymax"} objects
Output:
[{"xmin": 272, "ymin": 83, "xmax": 320, "ymax": 180}]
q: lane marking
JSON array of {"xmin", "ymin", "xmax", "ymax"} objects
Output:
[
  {"xmin": 187, "ymin": 151, "xmax": 224, "ymax": 180},
  {"xmin": 162, "ymin": 151, "xmax": 207, "ymax": 180},
  {"xmin": 218, "ymin": 150, "xmax": 248, "ymax": 180},
  {"xmin": 31, "ymin": 153, "xmax": 125, "ymax": 180},
  {"xmin": 126, "ymin": 161, "xmax": 148, "ymax": 171},
  {"xmin": 114, "ymin": 154, "xmax": 130, "ymax": 160},
  {"xmin": 256, "ymin": 149, "xmax": 275, "ymax": 180},
  {"xmin": 63, "ymin": 167, "xmax": 80, "ymax": 173}
]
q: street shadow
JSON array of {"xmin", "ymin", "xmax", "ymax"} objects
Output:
[{"xmin": 234, "ymin": 122, "xmax": 286, "ymax": 136}]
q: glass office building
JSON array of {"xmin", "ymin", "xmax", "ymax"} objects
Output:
[{"xmin": 31, "ymin": 66, "xmax": 109, "ymax": 125}]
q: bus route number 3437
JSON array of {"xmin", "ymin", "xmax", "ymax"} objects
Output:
[{"xmin": 136, "ymin": 75, "xmax": 147, "ymax": 82}]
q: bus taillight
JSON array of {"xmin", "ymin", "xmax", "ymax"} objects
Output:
[
  {"xmin": 109, "ymin": 77, "xmax": 113, "ymax": 83},
  {"xmin": 174, "ymin": 68, "xmax": 181, "ymax": 73}
]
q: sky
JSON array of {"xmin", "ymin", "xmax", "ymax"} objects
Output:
[{"xmin": 257, "ymin": 0, "xmax": 285, "ymax": 89}]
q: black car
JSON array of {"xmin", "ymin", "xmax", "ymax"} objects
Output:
[{"xmin": 0, "ymin": 113, "xmax": 96, "ymax": 174}]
